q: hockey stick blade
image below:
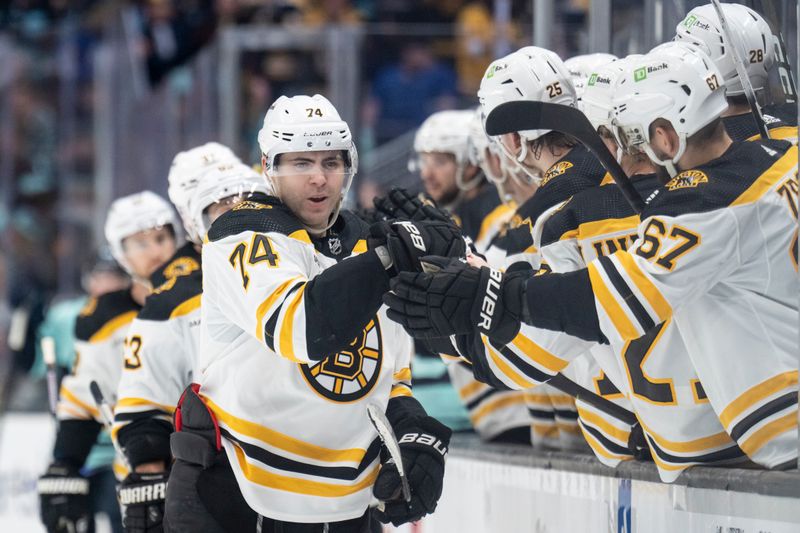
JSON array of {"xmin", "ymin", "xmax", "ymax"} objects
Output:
[
  {"xmin": 366, "ymin": 403, "xmax": 412, "ymax": 503},
  {"xmin": 485, "ymin": 101, "xmax": 645, "ymax": 213}
]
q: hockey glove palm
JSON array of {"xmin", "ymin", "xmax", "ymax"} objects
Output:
[
  {"xmin": 384, "ymin": 256, "xmax": 527, "ymax": 345},
  {"xmin": 38, "ymin": 463, "xmax": 91, "ymax": 533},
  {"xmin": 374, "ymin": 188, "xmax": 453, "ymax": 224},
  {"xmin": 369, "ymin": 220, "xmax": 466, "ymax": 275},
  {"xmin": 373, "ymin": 416, "xmax": 451, "ymax": 526},
  {"xmin": 118, "ymin": 472, "xmax": 168, "ymax": 533}
]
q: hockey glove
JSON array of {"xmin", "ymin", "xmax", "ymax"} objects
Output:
[
  {"xmin": 38, "ymin": 463, "xmax": 91, "ymax": 533},
  {"xmin": 118, "ymin": 472, "xmax": 168, "ymax": 533},
  {"xmin": 369, "ymin": 220, "xmax": 466, "ymax": 275},
  {"xmin": 384, "ymin": 256, "xmax": 527, "ymax": 345},
  {"xmin": 374, "ymin": 188, "xmax": 453, "ymax": 224},
  {"xmin": 373, "ymin": 416, "xmax": 452, "ymax": 526}
]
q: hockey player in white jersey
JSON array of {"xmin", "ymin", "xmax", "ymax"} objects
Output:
[
  {"xmin": 164, "ymin": 94, "xmax": 463, "ymax": 532},
  {"xmin": 113, "ymin": 161, "xmax": 268, "ymax": 533},
  {"xmin": 385, "ymin": 42, "xmax": 798, "ymax": 472},
  {"xmin": 674, "ymin": 2, "xmax": 797, "ymax": 142},
  {"xmin": 39, "ymin": 191, "xmax": 179, "ymax": 533}
]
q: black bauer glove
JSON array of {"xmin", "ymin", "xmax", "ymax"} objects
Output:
[
  {"xmin": 373, "ymin": 187, "xmax": 453, "ymax": 224},
  {"xmin": 384, "ymin": 256, "xmax": 528, "ymax": 345},
  {"xmin": 118, "ymin": 472, "xmax": 168, "ymax": 533},
  {"xmin": 372, "ymin": 416, "xmax": 452, "ymax": 526},
  {"xmin": 38, "ymin": 463, "xmax": 92, "ymax": 533},
  {"xmin": 369, "ymin": 220, "xmax": 466, "ymax": 276}
]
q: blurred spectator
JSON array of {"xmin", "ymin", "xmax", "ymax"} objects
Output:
[
  {"xmin": 363, "ymin": 41, "xmax": 458, "ymax": 145},
  {"xmin": 301, "ymin": 0, "xmax": 362, "ymax": 26}
]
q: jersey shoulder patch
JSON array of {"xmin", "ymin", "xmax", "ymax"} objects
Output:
[
  {"xmin": 207, "ymin": 193, "xmax": 305, "ymax": 242},
  {"xmin": 644, "ymin": 140, "xmax": 793, "ymax": 218},
  {"xmin": 75, "ymin": 289, "xmax": 140, "ymax": 342},
  {"xmin": 138, "ymin": 271, "xmax": 202, "ymax": 321},
  {"xmin": 150, "ymin": 242, "xmax": 201, "ymax": 287}
]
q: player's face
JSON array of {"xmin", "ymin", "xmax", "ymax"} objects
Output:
[
  {"xmin": 418, "ymin": 152, "xmax": 459, "ymax": 204},
  {"xmin": 122, "ymin": 227, "xmax": 177, "ymax": 279},
  {"xmin": 205, "ymin": 194, "xmax": 246, "ymax": 226},
  {"xmin": 272, "ymin": 150, "xmax": 347, "ymax": 232}
]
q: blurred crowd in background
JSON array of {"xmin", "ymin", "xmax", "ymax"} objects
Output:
[{"xmin": 0, "ymin": 0, "xmax": 699, "ymax": 412}]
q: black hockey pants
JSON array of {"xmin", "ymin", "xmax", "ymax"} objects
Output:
[{"xmin": 163, "ymin": 384, "xmax": 381, "ymax": 533}]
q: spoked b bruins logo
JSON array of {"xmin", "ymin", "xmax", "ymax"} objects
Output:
[{"xmin": 300, "ymin": 319, "xmax": 383, "ymax": 402}]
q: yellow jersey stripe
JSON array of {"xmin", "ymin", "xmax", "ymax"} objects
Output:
[
  {"xmin": 255, "ymin": 276, "xmax": 303, "ymax": 342},
  {"xmin": 524, "ymin": 393, "xmax": 576, "ymax": 407},
  {"xmin": 170, "ymin": 294, "xmax": 202, "ymax": 319},
  {"xmin": 115, "ymin": 396, "xmax": 176, "ymax": 414},
  {"xmin": 232, "ymin": 443, "xmax": 380, "ymax": 497},
  {"xmin": 392, "ymin": 368, "xmax": 411, "ymax": 383},
  {"xmin": 576, "ymin": 215, "xmax": 640, "ymax": 241},
  {"xmin": 579, "ymin": 427, "xmax": 631, "ymax": 461},
  {"xmin": 476, "ymin": 204, "xmax": 514, "ymax": 244},
  {"xmin": 390, "ymin": 385, "xmax": 413, "ymax": 398},
  {"xmin": 739, "ymin": 412, "xmax": 797, "ymax": 456},
  {"xmin": 351, "ymin": 239, "xmax": 367, "ymax": 254},
  {"xmin": 731, "ymin": 145, "xmax": 798, "ymax": 206},
  {"xmin": 60, "ymin": 386, "xmax": 100, "ymax": 418},
  {"xmin": 719, "ymin": 371, "xmax": 798, "ymax": 429},
  {"xmin": 557, "ymin": 422, "xmax": 583, "ymax": 435},
  {"xmin": 510, "ymin": 332, "xmax": 568, "ymax": 373},
  {"xmin": 278, "ymin": 285, "xmax": 306, "ymax": 362},
  {"xmin": 470, "ymin": 394, "xmax": 527, "ymax": 424},
  {"xmin": 746, "ymin": 126, "xmax": 798, "ymax": 142},
  {"xmin": 599, "ymin": 172, "xmax": 614, "ymax": 186},
  {"xmin": 203, "ymin": 394, "xmax": 367, "ymax": 463},
  {"xmin": 482, "ymin": 336, "xmax": 535, "ymax": 389},
  {"xmin": 288, "ymin": 229, "xmax": 312, "ymax": 245},
  {"xmin": 89, "ymin": 311, "xmax": 138, "ymax": 343},
  {"xmin": 587, "ymin": 262, "xmax": 640, "ymax": 340},
  {"xmin": 576, "ymin": 405, "xmax": 630, "ymax": 443},
  {"xmin": 637, "ymin": 418, "xmax": 731, "ymax": 454},
  {"xmin": 613, "ymin": 252, "xmax": 672, "ymax": 323},
  {"xmin": 532, "ymin": 423, "xmax": 559, "ymax": 439},
  {"xmin": 459, "ymin": 380, "xmax": 487, "ymax": 399}
]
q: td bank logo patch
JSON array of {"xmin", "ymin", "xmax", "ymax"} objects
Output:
[
  {"xmin": 588, "ymin": 73, "xmax": 598, "ymax": 86},
  {"xmin": 634, "ymin": 68, "xmax": 647, "ymax": 82}
]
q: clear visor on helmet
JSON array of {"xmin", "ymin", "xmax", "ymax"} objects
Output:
[
  {"xmin": 271, "ymin": 152, "xmax": 352, "ymax": 180},
  {"xmin": 408, "ymin": 152, "xmax": 457, "ymax": 174}
]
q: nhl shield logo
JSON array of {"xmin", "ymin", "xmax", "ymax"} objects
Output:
[
  {"xmin": 300, "ymin": 318, "xmax": 383, "ymax": 402},
  {"xmin": 328, "ymin": 236, "xmax": 342, "ymax": 256}
]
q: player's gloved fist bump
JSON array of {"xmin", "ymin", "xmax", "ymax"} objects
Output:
[
  {"xmin": 373, "ymin": 416, "xmax": 452, "ymax": 526},
  {"xmin": 118, "ymin": 471, "xmax": 168, "ymax": 533},
  {"xmin": 385, "ymin": 256, "xmax": 527, "ymax": 345},
  {"xmin": 38, "ymin": 463, "xmax": 91, "ymax": 533},
  {"xmin": 374, "ymin": 187, "xmax": 452, "ymax": 224},
  {"xmin": 369, "ymin": 220, "xmax": 466, "ymax": 275}
]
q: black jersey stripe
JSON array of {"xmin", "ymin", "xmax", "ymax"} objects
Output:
[
  {"xmin": 597, "ymin": 255, "xmax": 655, "ymax": 332},
  {"xmin": 221, "ymin": 428, "xmax": 382, "ymax": 481},
  {"xmin": 645, "ymin": 434, "xmax": 746, "ymax": 465},
  {"xmin": 466, "ymin": 388, "xmax": 500, "ymax": 411},
  {"xmin": 496, "ymin": 344, "xmax": 553, "ymax": 384},
  {"xmin": 579, "ymin": 421, "xmax": 631, "ymax": 455},
  {"xmin": 114, "ymin": 409, "xmax": 172, "ymax": 423},
  {"xmin": 729, "ymin": 392, "xmax": 798, "ymax": 442},
  {"xmin": 554, "ymin": 409, "xmax": 579, "ymax": 421},
  {"xmin": 528, "ymin": 408, "xmax": 556, "ymax": 420},
  {"xmin": 263, "ymin": 282, "xmax": 305, "ymax": 351}
]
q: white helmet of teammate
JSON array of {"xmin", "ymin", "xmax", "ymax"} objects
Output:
[
  {"xmin": 564, "ymin": 53, "xmax": 618, "ymax": 99},
  {"xmin": 674, "ymin": 3, "xmax": 774, "ymax": 96},
  {"xmin": 611, "ymin": 42, "xmax": 728, "ymax": 176},
  {"xmin": 412, "ymin": 109, "xmax": 478, "ymax": 191},
  {"xmin": 104, "ymin": 191, "xmax": 180, "ymax": 274},
  {"xmin": 257, "ymin": 94, "xmax": 357, "ymax": 232},
  {"xmin": 478, "ymin": 46, "xmax": 576, "ymax": 182},
  {"xmin": 580, "ymin": 57, "xmax": 633, "ymax": 133},
  {"xmin": 188, "ymin": 162, "xmax": 272, "ymax": 240},
  {"xmin": 467, "ymin": 109, "xmax": 501, "ymax": 182},
  {"xmin": 168, "ymin": 142, "xmax": 241, "ymax": 243}
]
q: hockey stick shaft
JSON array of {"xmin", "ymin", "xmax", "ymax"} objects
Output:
[
  {"xmin": 484, "ymin": 101, "xmax": 645, "ymax": 212},
  {"xmin": 366, "ymin": 403, "xmax": 411, "ymax": 503},
  {"xmin": 710, "ymin": 0, "xmax": 770, "ymax": 139},
  {"xmin": 760, "ymin": 0, "xmax": 797, "ymax": 102},
  {"xmin": 41, "ymin": 337, "xmax": 59, "ymax": 416},
  {"xmin": 89, "ymin": 380, "xmax": 131, "ymax": 470},
  {"xmin": 548, "ymin": 373, "xmax": 637, "ymax": 426}
]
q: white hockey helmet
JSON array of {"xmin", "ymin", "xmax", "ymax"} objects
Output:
[
  {"xmin": 257, "ymin": 94, "xmax": 357, "ymax": 231},
  {"xmin": 467, "ymin": 108, "xmax": 502, "ymax": 183},
  {"xmin": 478, "ymin": 46, "xmax": 577, "ymax": 181},
  {"xmin": 188, "ymin": 162, "xmax": 272, "ymax": 240},
  {"xmin": 104, "ymin": 191, "xmax": 180, "ymax": 274},
  {"xmin": 611, "ymin": 42, "xmax": 728, "ymax": 175},
  {"xmin": 674, "ymin": 3, "xmax": 775, "ymax": 96},
  {"xmin": 168, "ymin": 142, "xmax": 241, "ymax": 243},
  {"xmin": 564, "ymin": 53, "xmax": 618, "ymax": 99},
  {"xmin": 580, "ymin": 57, "xmax": 634, "ymax": 133},
  {"xmin": 412, "ymin": 109, "xmax": 478, "ymax": 191}
]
